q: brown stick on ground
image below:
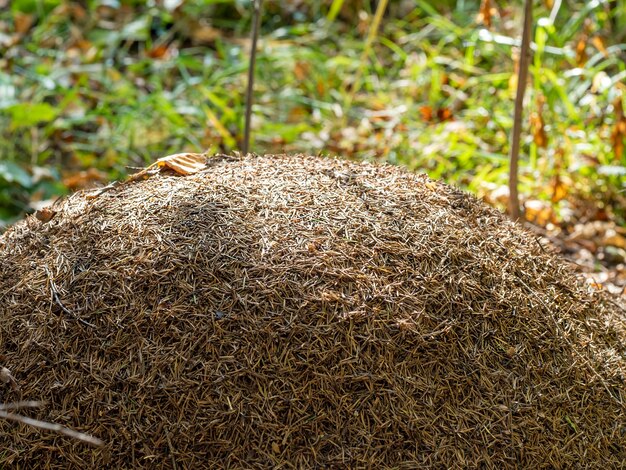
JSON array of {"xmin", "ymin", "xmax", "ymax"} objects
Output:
[
  {"xmin": 508, "ymin": 0, "xmax": 534, "ymax": 221},
  {"xmin": 0, "ymin": 402, "xmax": 104, "ymax": 447},
  {"xmin": 86, "ymin": 166, "xmax": 160, "ymax": 199}
]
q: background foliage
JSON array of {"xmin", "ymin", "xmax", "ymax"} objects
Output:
[{"xmin": 0, "ymin": 0, "xmax": 625, "ymax": 232}]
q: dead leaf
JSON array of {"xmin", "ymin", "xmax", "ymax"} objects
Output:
[
  {"xmin": 35, "ymin": 208, "xmax": 57, "ymax": 223},
  {"xmin": 550, "ymin": 174, "xmax": 568, "ymax": 203},
  {"xmin": 419, "ymin": 105, "xmax": 453, "ymax": 123},
  {"xmin": 316, "ymin": 79, "xmax": 325, "ymax": 96},
  {"xmin": 575, "ymin": 33, "xmax": 588, "ymax": 67},
  {"xmin": 591, "ymin": 36, "xmax": 609, "ymax": 57},
  {"xmin": 437, "ymin": 107, "xmax": 454, "ymax": 122},
  {"xmin": 524, "ymin": 200, "xmax": 556, "ymax": 226},
  {"xmin": 530, "ymin": 95, "xmax": 547, "ymax": 148},
  {"xmin": 156, "ymin": 153, "xmax": 207, "ymax": 175},
  {"xmin": 481, "ymin": 184, "xmax": 510, "ymax": 207},
  {"xmin": 476, "ymin": 0, "xmax": 495, "ymax": 28},
  {"xmin": 611, "ymin": 95, "xmax": 626, "ymax": 160},
  {"xmin": 14, "ymin": 13, "xmax": 34, "ymax": 35},
  {"xmin": 294, "ymin": 61, "xmax": 310, "ymax": 81},
  {"xmin": 419, "ymin": 106, "xmax": 433, "ymax": 122},
  {"xmin": 588, "ymin": 280, "xmax": 603, "ymax": 291},
  {"xmin": 271, "ymin": 442, "xmax": 280, "ymax": 454},
  {"xmin": 147, "ymin": 44, "xmax": 171, "ymax": 59},
  {"xmin": 550, "ymin": 149, "xmax": 567, "ymax": 203}
]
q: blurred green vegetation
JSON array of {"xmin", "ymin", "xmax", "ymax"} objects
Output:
[{"xmin": 0, "ymin": 0, "xmax": 625, "ymax": 229}]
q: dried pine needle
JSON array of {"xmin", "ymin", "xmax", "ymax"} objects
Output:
[{"xmin": 0, "ymin": 154, "xmax": 624, "ymax": 468}]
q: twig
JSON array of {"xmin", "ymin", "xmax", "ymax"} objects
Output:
[
  {"xmin": 243, "ymin": 0, "xmax": 263, "ymax": 156},
  {"xmin": 44, "ymin": 266, "xmax": 97, "ymax": 328},
  {"xmin": 86, "ymin": 181, "xmax": 121, "ymax": 199},
  {"xmin": 166, "ymin": 431, "xmax": 178, "ymax": 470},
  {"xmin": 508, "ymin": 0, "xmax": 533, "ymax": 222},
  {"xmin": 86, "ymin": 167, "xmax": 160, "ymax": 199},
  {"xmin": 0, "ymin": 409, "xmax": 104, "ymax": 447}
]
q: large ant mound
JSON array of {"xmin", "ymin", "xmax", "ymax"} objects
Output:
[{"xmin": 1, "ymin": 154, "xmax": 625, "ymax": 468}]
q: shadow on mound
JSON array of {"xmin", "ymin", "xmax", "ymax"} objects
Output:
[{"xmin": 1, "ymin": 154, "xmax": 625, "ymax": 468}]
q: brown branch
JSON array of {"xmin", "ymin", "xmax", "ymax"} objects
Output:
[
  {"xmin": 508, "ymin": 0, "xmax": 534, "ymax": 221},
  {"xmin": 243, "ymin": 0, "xmax": 263, "ymax": 156},
  {"xmin": 0, "ymin": 408, "xmax": 104, "ymax": 447}
]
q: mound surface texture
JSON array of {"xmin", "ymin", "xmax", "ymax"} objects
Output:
[{"xmin": 1, "ymin": 154, "xmax": 625, "ymax": 468}]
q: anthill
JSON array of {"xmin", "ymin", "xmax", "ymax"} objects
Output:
[{"xmin": 1, "ymin": 154, "xmax": 624, "ymax": 468}]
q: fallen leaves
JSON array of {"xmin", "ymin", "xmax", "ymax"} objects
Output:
[
  {"xmin": 575, "ymin": 33, "xmax": 588, "ymax": 67},
  {"xmin": 147, "ymin": 43, "xmax": 174, "ymax": 60},
  {"xmin": 611, "ymin": 95, "xmax": 626, "ymax": 160},
  {"xmin": 155, "ymin": 152, "xmax": 208, "ymax": 175},
  {"xmin": 530, "ymin": 95, "xmax": 548, "ymax": 148},
  {"xmin": 524, "ymin": 199, "xmax": 557, "ymax": 226},
  {"xmin": 476, "ymin": 0, "xmax": 497, "ymax": 28},
  {"xmin": 550, "ymin": 174, "xmax": 568, "ymax": 203},
  {"xmin": 34, "ymin": 207, "xmax": 57, "ymax": 223},
  {"xmin": 14, "ymin": 12, "xmax": 34, "ymax": 35},
  {"xmin": 419, "ymin": 105, "xmax": 454, "ymax": 123}
]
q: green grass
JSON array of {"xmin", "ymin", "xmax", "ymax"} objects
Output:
[{"xmin": 0, "ymin": 0, "xmax": 624, "ymax": 228}]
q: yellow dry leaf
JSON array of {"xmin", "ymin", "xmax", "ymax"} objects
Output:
[
  {"xmin": 271, "ymin": 442, "xmax": 280, "ymax": 454},
  {"xmin": 316, "ymin": 79, "xmax": 326, "ymax": 96},
  {"xmin": 589, "ymin": 281, "xmax": 603, "ymax": 291},
  {"xmin": 476, "ymin": 0, "xmax": 494, "ymax": 28},
  {"xmin": 611, "ymin": 95, "xmax": 626, "ymax": 160},
  {"xmin": 530, "ymin": 95, "xmax": 548, "ymax": 148},
  {"xmin": 550, "ymin": 175, "xmax": 568, "ymax": 203},
  {"xmin": 524, "ymin": 200, "xmax": 556, "ymax": 226},
  {"xmin": 591, "ymin": 36, "xmax": 609, "ymax": 57},
  {"xmin": 156, "ymin": 153, "xmax": 207, "ymax": 175},
  {"xmin": 575, "ymin": 34, "xmax": 588, "ymax": 67},
  {"xmin": 14, "ymin": 13, "xmax": 34, "ymax": 35}
]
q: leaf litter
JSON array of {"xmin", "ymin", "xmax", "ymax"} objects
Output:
[{"xmin": 0, "ymin": 154, "xmax": 625, "ymax": 468}]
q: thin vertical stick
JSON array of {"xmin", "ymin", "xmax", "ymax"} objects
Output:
[
  {"xmin": 243, "ymin": 0, "xmax": 263, "ymax": 156},
  {"xmin": 508, "ymin": 0, "xmax": 533, "ymax": 221}
]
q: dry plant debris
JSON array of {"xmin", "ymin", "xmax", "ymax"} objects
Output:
[{"xmin": 0, "ymin": 154, "xmax": 625, "ymax": 468}]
